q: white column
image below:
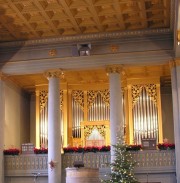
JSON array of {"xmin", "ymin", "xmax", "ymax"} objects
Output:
[
  {"xmin": 107, "ymin": 66, "xmax": 124, "ymax": 162},
  {"xmin": 45, "ymin": 69, "xmax": 62, "ymax": 183},
  {"xmin": 170, "ymin": 61, "xmax": 180, "ymax": 182},
  {"xmin": 0, "ymin": 74, "xmax": 5, "ymax": 183}
]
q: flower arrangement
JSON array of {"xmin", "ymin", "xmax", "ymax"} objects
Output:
[
  {"xmin": 126, "ymin": 145, "xmax": 142, "ymax": 151},
  {"xmin": 157, "ymin": 143, "xmax": 175, "ymax": 150},
  {"xmin": 3, "ymin": 148, "xmax": 20, "ymax": 155},
  {"xmin": 34, "ymin": 147, "xmax": 48, "ymax": 154},
  {"xmin": 158, "ymin": 138, "xmax": 175, "ymax": 150},
  {"xmin": 63, "ymin": 145, "xmax": 110, "ymax": 154}
]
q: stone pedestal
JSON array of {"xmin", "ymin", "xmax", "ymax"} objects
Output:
[{"xmin": 66, "ymin": 168, "xmax": 100, "ymax": 183}]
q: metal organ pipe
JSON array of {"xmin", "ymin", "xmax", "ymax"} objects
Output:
[{"xmin": 132, "ymin": 87, "xmax": 159, "ymax": 145}]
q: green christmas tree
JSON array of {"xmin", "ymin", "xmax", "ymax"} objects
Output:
[{"xmin": 102, "ymin": 137, "xmax": 139, "ymax": 183}]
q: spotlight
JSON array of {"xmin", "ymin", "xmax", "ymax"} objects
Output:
[{"xmin": 77, "ymin": 43, "xmax": 91, "ymax": 56}]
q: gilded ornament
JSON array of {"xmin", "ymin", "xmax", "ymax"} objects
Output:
[
  {"xmin": 106, "ymin": 65, "xmax": 123, "ymax": 74},
  {"xmin": 39, "ymin": 90, "xmax": 48, "ymax": 109},
  {"xmin": 87, "ymin": 90, "xmax": 110, "ymax": 110},
  {"xmin": 84, "ymin": 125, "xmax": 106, "ymax": 139},
  {"xmin": 44, "ymin": 69, "xmax": 63, "ymax": 78},
  {"xmin": 132, "ymin": 84, "xmax": 157, "ymax": 107},
  {"xmin": 110, "ymin": 44, "xmax": 119, "ymax": 53},
  {"xmin": 39, "ymin": 90, "xmax": 63, "ymax": 110},
  {"xmin": 72, "ymin": 90, "xmax": 84, "ymax": 110},
  {"xmin": 48, "ymin": 49, "xmax": 57, "ymax": 56}
]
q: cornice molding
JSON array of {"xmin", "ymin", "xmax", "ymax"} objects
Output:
[
  {"xmin": 0, "ymin": 50, "xmax": 173, "ymax": 75},
  {"xmin": 0, "ymin": 28, "xmax": 171, "ymax": 48}
]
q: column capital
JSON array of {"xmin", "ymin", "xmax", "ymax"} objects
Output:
[
  {"xmin": 0, "ymin": 72, "xmax": 7, "ymax": 80},
  {"xmin": 170, "ymin": 59, "xmax": 180, "ymax": 69},
  {"xmin": 106, "ymin": 65, "xmax": 124, "ymax": 74},
  {"xmin": 44, "ymin": 69, "xmax": 64, "ymax": 79},
  {"xmin": 169, "ymin": 60, "xmax": 176, "ymax": 69},
  {"xmin": 35, "ymin": 90, "xmax": 40, "ymax": 97}
]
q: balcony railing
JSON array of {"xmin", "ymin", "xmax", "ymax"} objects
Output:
[{"xmin": 4, "ymin": 150, "xmax": 175, "ymax": 175}]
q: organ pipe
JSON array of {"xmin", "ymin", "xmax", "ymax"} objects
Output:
[{"xmin": 133, "ymin": 87, "xmax": 158, "ymax": 144}]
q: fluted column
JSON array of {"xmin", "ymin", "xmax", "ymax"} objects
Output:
[
  {"xmin": 170, "ymin": 60, "xmax": 180, "ymax": 182},
  {"xmin": 0, "ymin": 73, "xmax": 5, "ymax": 183},
  {"xmin": 106, "ymin": 65, "xmax": 124, "ymax": 162},
  {"xmin": 45, "ymin": 69, "xmax": 62, "ymax": 183}
]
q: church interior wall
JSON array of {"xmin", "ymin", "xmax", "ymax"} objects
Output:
[
  {"xmin": 4, "ymin": 80, "xmax": 30, "ymax": 149},
  {"xmin": 161, "ymin": 86, "xmax": 174, "ymax": 143}
]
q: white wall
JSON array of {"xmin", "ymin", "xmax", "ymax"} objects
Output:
[
  {"xmin": 4, "ymin": 80, "xmax": 30, "ymax": 149},
  {"xmin": 161, "ymin": 86, "xmax": 174, "ymax": 143}
]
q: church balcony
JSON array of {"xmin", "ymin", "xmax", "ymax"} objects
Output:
[{"xmin": 4, "ymin": 150, "xmax": 176, "ymax": 183}]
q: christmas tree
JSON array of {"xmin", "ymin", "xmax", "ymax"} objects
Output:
[{"xmin": 102, "ymin": 137, "xmax": 139, "ymax": 183}]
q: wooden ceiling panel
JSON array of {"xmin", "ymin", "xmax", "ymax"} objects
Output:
[{"xmin": 0, "ymin": 0, "xmax": 171, "ymax": 42}]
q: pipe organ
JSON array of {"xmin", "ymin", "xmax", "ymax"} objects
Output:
[
  {"xmin": 37, "ymin": 81, "xmax": 163, "ymax": 147},
  {"xmin": 131, "ymin": 84, "xmax": 159, "ymax": 144}
]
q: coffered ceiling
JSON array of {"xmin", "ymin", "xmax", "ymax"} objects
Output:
[
  {"xmin": 0, "ymin": 0, "xmax": 174, "ymax": 93},
  {"xmin": 0, "ymin": 0, "xmax": 171, "ymax": 42}
]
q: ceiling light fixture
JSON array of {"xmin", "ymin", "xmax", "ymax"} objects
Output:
[{"xmin": 77, "ymin": 43, "xmax": 91, "ymax": 56}]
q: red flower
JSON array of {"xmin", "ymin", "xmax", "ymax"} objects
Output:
[
  {"xmin": 63, "ymin": 145, "xmax": 111, "ymax": 153},
  {"xmin": 34, "ymin": 147, "xmax": 48, "ymax": 154},
  {"xmin": 158, "ymin": 143, "xmax": 175, "ymax": 150},
  {"xmin": 3, "ymin": 148, "xmax": 20, "ymax": 155}
]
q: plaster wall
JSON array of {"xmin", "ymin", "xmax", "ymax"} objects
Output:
[
  {"xmin": 161, "ymin": 87, "xmax": 174, "ymax": 143},
  {"xmin": 4, "ymin": 80, "xmax": 30, "ymax": 149}
]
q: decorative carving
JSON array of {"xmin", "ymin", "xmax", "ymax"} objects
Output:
[
  {"xmin": 72, "ymin": 90, "xmax": 84, "ymax": 110},
  {"xmin": 48, "ymin": 49, "xmax": 57, "ymax": 56},
  {"xmin": 4, "ymin": 151, "xmax": 176, "ymax": 174},
  {"xmin": 131, "ymin": 85, "xmax": 143, "ymax": 106},
  {"xmin": 110, "ymin": 44, "xmax": 119, "ymax": 53},
  {"xmin": 39, "ymin": 90, "xmax": 48, "ymax": 109},
  {"xmin": 132, "ymin": 84, "xmax": 157, "ymax": 106},
  {"xmin": 49, "ymin": 160, "xmax": 58, "ymax": 170},
  {"xmin": 60, "ymin": 90, "xmax": 63, "ymax": 111},
  {"xmin": 84, "ymin": 125, "xmax": 106, "ymax": 139},
  {"xmin": 87, "ymin": 91, "xmax": 98, "ymax": 109},
  {"xmin": 0, "ymin": 28, "xmax": 171, "ymax": 48},
  {"xmin": 144, "ymin": 84, "xmax": 157, "ymax": 105},
  {"xmin": 106, "ymin": 65, "xmax": 123, "ymax": 74},
  {"xmin": 44, "ymin": 69, "xmax": 64, "ymax": 79},
  {"xmin": 39, "ymin": 90, "xmax": 63, "ymax": 110},
  {"xmin": 99, "ymin": 90, "xmax": 110, "ymax": 107},
  {"xmin": 87, "ymin": 90, "xmax": 110, "ymax": 110},
  {"xmin": 4, "ymin": 154, "xmax": 48, "ymax": 171}
]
